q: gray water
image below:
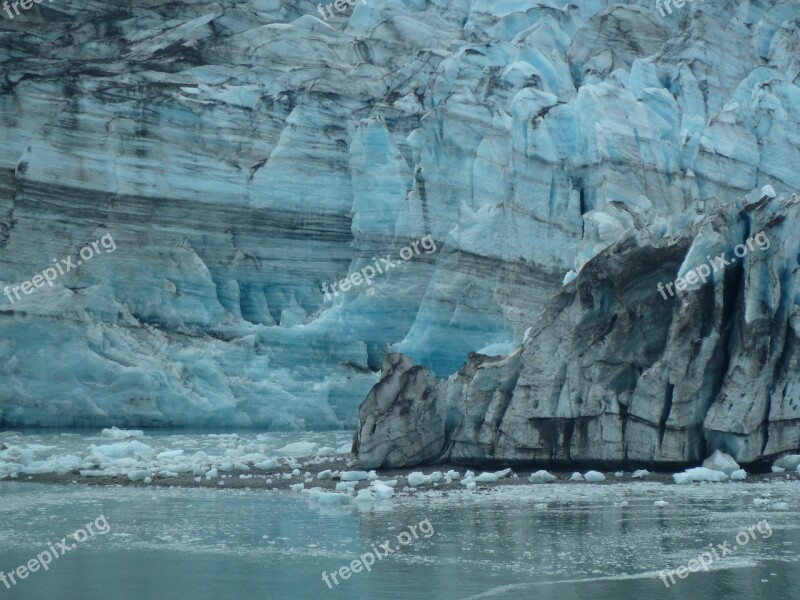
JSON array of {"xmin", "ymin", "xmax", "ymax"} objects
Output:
[{"xmin": 1, "ymin": 475, "xmax": 799, "ymax": 599}]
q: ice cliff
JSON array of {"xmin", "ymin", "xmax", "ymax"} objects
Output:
[
  {"xmin": 0, "ymin": 0, "xmax": 799, "ymax": 431},
  {"xmin": 355, "ymin": 191, "xmax": 800, "ymax": 469}
]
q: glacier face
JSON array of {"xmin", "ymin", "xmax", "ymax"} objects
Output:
[
  {"xmin": 0, "ymin": 0, "xmax": 798, "ymax": 428},
  {"xmin": 355, "ymin": 191, "xmax": 800, "ymax": 468}
]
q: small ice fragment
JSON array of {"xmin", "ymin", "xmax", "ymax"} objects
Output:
[
  {"xmin": 277, "ymin": 442, "xmax": 318, "ymax": 457},
  {"xmin": 408, "ymin": 472, "xmax": 433, "ymax": 486},
  {"xmin": 101, "ymin": 427, "xmax": 144, "ymax": 439},
  {"xmin": 730, "ymin": 469, "xmax": 747, "ymax": 481},
  {"xmin": 340, "ymin": 471, "xmax": 369, "ymax": 482},
  {"xmin": 584, "ymin": 471, "xmax": 605, "ymax": 482},
  {"xmin": 354, "ymin": 489, "xmax": 374, "ymax": 503},
  {"xmin": 570, "ymin": 472, "xmax": 584, "ymax": 481},
  {"xmin": 529, "ymin": 470, "xmax": 557, "ymax": 484},
  {"xmin": 254, "ymin": 458, "xmax": 278, "ymax": 471},
  {"xmin": 372, "ymin": 482, "xmax": 394, "ymax": 499},
  {"xmin": 128, "ymin": 470, "xmax": 150, "ymax": 482},
  {"xmin": 702, "ymin": 450, "xmax": 740, "ymax": 476}
]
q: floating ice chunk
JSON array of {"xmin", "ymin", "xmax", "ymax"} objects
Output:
[
  {"xmin": 773, "ymin": 455, "xmax": 800, "ymax": 470},
  {"xmin": 354, "ymin": 489, "xmax": 374, "ymax": 503},
  {"xmin": 79, "ymin": 469, "xmax": 111, "ymax": 477},
  {"xmin": 654, "ymin": 500, "xmax": 669, "ymax": 507},
  {"xmin": 772, "ymin": 466, "xmax": 786, "ymax": 473},
  {"xmin": 753, "ymin": 498, "xmax": 769, "ymax": 506},
  {"xmin": 316, "ymin": 447, "xmax": 335, "ymax": 456},
  {"xmin": 289, "ymin": 483, "xmax": 304, "ymax": 492},
  {"xmin": 101, "ymin": 427, "xmax": 144, "ymax": 439},
  {"xmin": 674, "ymin": 467, "xmax": 729, "ymax": 484},
  {"xmin": 156, "ymin": 450, "xmax": 184, "ymax": 460},
  {"xmin": 702, "ymin": 450, "xmax": 740, "ymax": 475},
  {"xmin": 773, "ymin": 502, "xmax": 790, "ymax": 510},
  {"xmin": 371, "ymin": 482, "xmax": 394, "ymax": 499},
  {"xmin": 730, "ymin": 469, "xmax": 747, "ymax": 481},
  {"xmin": 87, "ymin": 440, "xmax": 155, "ymax": 460},
  {"xmin": 408, "ymin": 472, "xmax": 433, "ymax": 486},
  {"xmin": 584, "ymin": 471, "xmax": 605, "ymax": 482},
  {"xmin": 632, "ymin": 470, "xmax": 649, "ymax": 479},
  {"xmin": 614, "ymin": 471, "xmax": 624, "ymax": 477},
  {"xmin": 128, "ymin": 470, "xmax": 150, "ymax": 482},
  {"xmin": 281, "ymin": 473, "xmax": 293, "ymax": 480},
  {"xmin": 570, "ymin": 472, "xmax": 584, "ymax": 481},
  {"xmin": 308, "ymin": 489, "xmax": 351, "ymax": 505},
  {"xmin": 254, "ymin": 458, "xmax": 278, "ymax": 471},
  {"xmin": 335, "ymin": 481, "xmax": 356, "ymax": 492},
  {"xmin": 367, "ymin": 470, "xmax": 379, "ymax": 481},
  {"xmin": 205, "ymin": 468, "xmax": 218, "ymax": 480},
  {"xmin": 465, "ymin": 482, "xmax": 476, "ymax": 491},
  {"xmin": 335, "ymin": 444, "xmax": 352, "ymax": 454},
  {"xmin": 317, "ymin": 470, "xmax": 333, "ymax": 480},
  {"xmin": 277, "ymin": 442, "xmax": 318, "ymax": 457},
  {"xmin": 340, "ymin": 471, "xmax": 370, "ymax": 482},
  {"xmin": 291, "ymin": 468, "xmax": 301, "ymax": 476},
  {"xmin": 528, "ymin": 470, "xmax": 557, "ymax": 484},
  {"xmin": 761, "ymin": 185, "xmax": 776, "ymax": 198},
  {"xmin": 444, "ymin": 470, "xmax": 460, "ymax": 479},
  {"xmin": 475, "ymin": 468, "xmax": 512, "ymax": 483}
]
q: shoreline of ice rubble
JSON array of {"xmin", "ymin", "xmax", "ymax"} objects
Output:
[{"xmin": 2, "ymin": 430, "xmax": 800, "ymax": 502}]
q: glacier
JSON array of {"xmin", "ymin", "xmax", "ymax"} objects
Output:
[
  {"xmin": 0, "ymin": 0, "xmax": 798, "ymax": 436},
  {"xmin": 354, "ymin": 190, "xmax": 800, "ymax": 468}
]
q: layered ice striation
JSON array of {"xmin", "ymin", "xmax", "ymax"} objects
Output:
[{"xmin": 0, "ymin": 0, "xmax": 799, "ymax": 428}]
